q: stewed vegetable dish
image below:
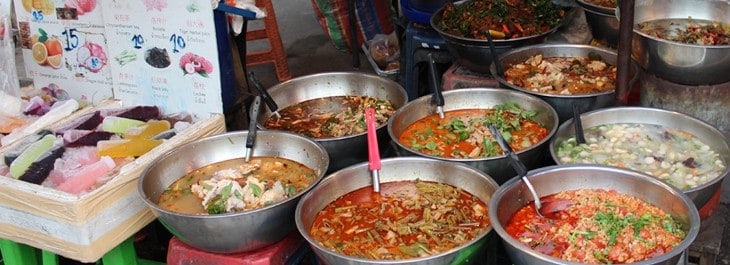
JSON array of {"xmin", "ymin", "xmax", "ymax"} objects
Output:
[
  {"xmin": 263, "ymin": 95, "xmax": 396, "ymax": 139},
  {"xmin": 309, "ymin": 180, "xmax": 489, "ymax": 260},
  {"xmin": 638, "ymin": 18, "xmax": 730, "ymax": 45},
  {"xmin": 398, "ymin": 103, "xmax": 549, "ymax": 158},
  {"xmin": 158, "ymin": 157, "xmax": 316, "ymax": 215},
  {"xmin": 506, "ymin": 189, "xmax": 686, "ymax": 264},
  {"xmin": 437, "ymin": 0, "xmax": 566, "ymax": 40},
  {"xmin": 556, "ymin": 123, "xmax": 726, "ymax": 190},
  {"xmin": 503, "ymin": 53, "xmax": 618, "ymax": 95}
]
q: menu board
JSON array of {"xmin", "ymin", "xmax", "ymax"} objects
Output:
[{"xmin": 13, "ymin": 0, "xmax": 223, "ymax": 118}]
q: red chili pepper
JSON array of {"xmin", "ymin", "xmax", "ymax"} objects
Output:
[
  {"xmin": 514, "ymin": 23, "xmax": 524, "ymax": 33},
  {"xmin": 502, "ymin": 24, "xmax": 511, "ymax": 35}
]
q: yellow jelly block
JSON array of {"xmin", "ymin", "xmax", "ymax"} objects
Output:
[
  {"xmin": 97, "ymin": 138, "xmax": 163, "ymax": 158},
  {"xmin": 123, "ymin": 120, "xmax": 171, "ymax": 139}
]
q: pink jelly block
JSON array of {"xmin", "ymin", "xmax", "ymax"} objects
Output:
[{"xmin": 166, "ymin": 232, "xmax": 304, "ymax": 265}]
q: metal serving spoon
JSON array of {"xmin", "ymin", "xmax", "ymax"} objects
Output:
[
  {"xmin": 573, "ymin": 103, "xmax": 586, "ymax": 144},
  {"xmin": 486, "ymin": 31, "xmax": 503, "ymax": 78},
  {"xmin": 427, "ymin": 53, "xmax": 445, "ymax": 119},
  {"xmin": 248, "ymin": 71, "xmax": 280, "ymax": 119},
  {"xmin": 244, "ymin": 96, "xmax": 262, "ymax": 162},
  {"xmin": 488, "ymin": 124, "xmax": 544, "ymax": 215}
]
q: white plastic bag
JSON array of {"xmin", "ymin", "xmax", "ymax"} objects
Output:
[{"xmin": 0, "ymin": 1, "xmax": 22, "ymax": 117}]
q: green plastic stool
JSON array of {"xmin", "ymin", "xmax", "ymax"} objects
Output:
[{"xmin": 0, "ymin": 237, "xmax": 164, "ymax": 265}]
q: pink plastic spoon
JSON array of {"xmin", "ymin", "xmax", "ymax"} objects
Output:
[{"xmin": 365, "ymin": 107, "xmax": 381, "ymax": 193}]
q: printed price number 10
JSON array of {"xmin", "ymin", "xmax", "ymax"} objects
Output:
[
  {"xmin": 61, "ymin": 28, "xmax": 79, "ymax": 51},
  {"xmin": 132, "ymin": 34, "xmax": 145, "ymax": 49},
  {"xmin": 169, "ymin": 34, "xmax": 186, "ymax": 53}
]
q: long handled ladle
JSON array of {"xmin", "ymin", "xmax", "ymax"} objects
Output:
[
  {"xmin": 248, "ymin": 71, "xmax": 280, "ymax": 119},
  {"xmin": 365, "ymin": 107, "xmax": 381, "ymax": 193},
  {"xmin": 488, "ymin": 124, "xmax": 543, "ymax": 214},
  {"xmin": 427, "ymin": 53, "xmax": 445, "ymax": 119},
  {"xmin": 572, "ymin": 103, "xmax": 586, "ymax": 144},
  {"xmin": 244, "ymin": 96, "xmax": 262, "ymax": 162},
  {"xmin": 486, "ymin": 31, "xmax": 503, "ymax": 78}
]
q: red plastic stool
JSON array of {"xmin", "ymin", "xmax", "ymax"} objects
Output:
[
  {"xmin": 441, "ymin": 62, "xmax": 500, "ymax": 91},
  {"xmin": 166, "ymin": 232, "xmax": 303, "ymax": 265}
]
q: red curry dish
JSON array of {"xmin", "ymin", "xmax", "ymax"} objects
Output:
[
  {"xmin": 503, "ymin": 53, "xmax": 618, "ymax": 95},
  {"xmin": 398, "ymin": 103, "xmax": 549, "ymax": 158},
  {"xmin": 309, "ymin": 180, "xmax": 490, "ymax": 260},
  {"xmin": 505, "ymin": 189, "xmax": 686, "ymax": 264},
  {"xmin": 263, "ymin": 95, "xmax": 396, "ymax": 138}
]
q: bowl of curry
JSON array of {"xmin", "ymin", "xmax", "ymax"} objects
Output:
[
  {"xmin": 295, "ymin": 157, "xmax": 499, "ymax": 264},
  {"xmin": 138, "ymin": 130, "xmax": 329, "ymax": 253},
  {"xmin": 489, "ymin": 164, "xmax": 700, "ymax": 265},
  {"xmin": 254, "ymin": 72, "xmax": 408, "ymax": 173},
  {"xmin": 387, "ymin": 88, "xmax": 558, "ymax": 184},
  {"xmin": 491, "ymin": 43, "xmax": 638, "ymax": 123}
]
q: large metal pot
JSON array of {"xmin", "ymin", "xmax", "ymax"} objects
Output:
[
  {"xmin": 387, "ymin": 88, "xmax": 558, "ymax": 184},
  {"xmin": 254, "ymin": 72, "xmax": 408, "ymax": 173},
  {"xmin": 489, "ymin": 164, "xmax": 700, "ymax": 265},
  {"xmin": 576, "ymin": 0, "xmax": 618, "ymax": 47},
  {"xmin": 549, "ymin": 107, "xmax": 730, "ymax": 208},
  {"xmin": 296, "ymin": 157, "xmax": 499, "ymax": 265},
  {"xmin": 430, "ymin": 0, "xmax": 570, "ymax": 73},
  {"xmin": 491, "ymin": 43, "xmax": 638, "ymax": 123},
  {"xmin": 138, "ymin": 130, "xmax": 329, "ymax": 253},
  {"xmin": 618, "ymin": 0, "xmax": 730, "ymax": 85}
]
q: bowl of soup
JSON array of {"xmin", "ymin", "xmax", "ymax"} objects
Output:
[
  {"xmin": 617, "ymin": 0, "xmax": 730, "ymax": 85},
  {"xmin": 254, "ymin": 72, "xmax": 408, "ymax": 173},
  {"xmin": 489, "ymin": 164, "xmax": 700, "ymax": 265},
  {"xmin": 296, "ymin": 157, "xmax": 499, "ymax": 264},
  {"xmin": 387, "ymin": 88, "xmax": 558, "ymax": 184},
  {"xmin": 138, "ymin": 130, "xmax": 329, "ymax": 253},
  {"xmin": 491, "ymin": 44, "xmax": 638, "ymax": 124},
  {"xmin": 549, "ymin": 107, "xmax": 729, "ymax": 209}
]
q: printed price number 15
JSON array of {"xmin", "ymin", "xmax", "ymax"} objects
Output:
[
  {"xmin": 61, "ymin": 28, "xmax": 79, "ymax": 51},
  {"xmin": 169, "ymin": 34, "xmax": 186, "ymax": 53}
]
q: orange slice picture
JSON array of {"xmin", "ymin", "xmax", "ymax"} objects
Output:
[
  {"xmin": 32, "ymin": 42, "xmax": 48, "ymax": 65},
  {"xmin": 47, "ymin": 55, "xmax": 63, "ymax": 69}
]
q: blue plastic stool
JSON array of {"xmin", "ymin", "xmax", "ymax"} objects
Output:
[{"xmin": 400, "ymin": 21, "xmax": 453, "ymax": 99}]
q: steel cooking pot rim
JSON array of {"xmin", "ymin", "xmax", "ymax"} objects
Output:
[
  {"xmin": 429, "ymin": 0, "xmax": 568, "ymax": 44},
  {"xmin": 548, "ymin": 106, "xmax": 730, "ymax": 195},
  {"xmin": 295, "ymin": 156, "xmax": 496, "ymax": 263},
  {"xmin": 489, "ymin": 43, "xmax": 632, "ymax": 98},
  {"xmin": 488, "ymin": 164, "xmax": 701, "ymax": 265},
  {"xmin": 576, "ymin": 0, "xmax": 615, "ymax": 15},
  {"xmin": 137, "ymin": 130, "xmax": 328, "ymax": 219},
  {"xmin": 614, "ymin": 8, "xmax": 730, "ymax": 48},
  {"xmin": 388, "ymin": 87, "xmax": 559, "ymax": 161}
]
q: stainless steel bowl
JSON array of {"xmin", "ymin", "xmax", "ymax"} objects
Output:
[
  {"xmin": 138, "ymin": 130, "xmax": 329, "ymax": 253},
  {"xmin": 387, "ymin": 88, "xmax": 559, "ymax": 184},
  {"xmin": 576, "ymin": 0, "xmax": 618, "ymax": 47},
  {"xmin": 490, "ymin": 43, "xmax": 638, "ymax": 123},
  {"xmin": 430, "ymin": 1, "xmax": 569, "ymax": 73},
  {"xmin": 296, "ymin": 157, "xmax": 499, "ymax": 265},
  {"xmin": 253, "ymin": 72, "xmax": 408, "ymax": 173},
  {"xmin": 549, "ymin": 107, "xmax": 730, "ymax": 208},
  {"xmin": 489, "ymin": 164, "xmax": 701, "ymax": 265},
  {"xmin": 618, "ymin": 0, "xmax": 730, "ymax": 85}
]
